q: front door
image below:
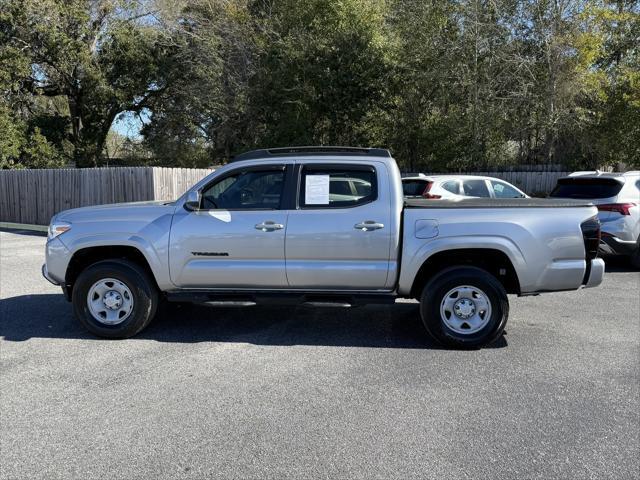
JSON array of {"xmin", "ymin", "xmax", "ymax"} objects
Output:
[
  {"xmin": 285, "ymin": 163, "xmax": 392, "ymax": 290},
  {"xmin": 169, "ymin": 165, "xmax": 290, "ymax": 288}
]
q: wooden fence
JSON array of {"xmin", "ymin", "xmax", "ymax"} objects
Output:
[
  {"xmin": 0, "ymin": 167, "xmax": 213, "ymax": 225},
  {"xmin": 0, "ymin": 166, "xmax": 570, "ymax": 226}
]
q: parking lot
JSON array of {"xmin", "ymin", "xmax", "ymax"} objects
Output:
[{"xmin": 0, "ymin": 229, "xmax": 638, "ymax": 479}]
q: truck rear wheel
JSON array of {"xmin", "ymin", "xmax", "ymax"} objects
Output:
[
  {"xmin": 72, "ymin": 259, "xmax": 159, "ymax": 339},
  {"xmin": 419, "ymin": 266, "xmax": 508, "ymax": 349}
]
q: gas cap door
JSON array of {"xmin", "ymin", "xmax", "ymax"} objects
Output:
[{"xmin": 415, "ymin": 219, "xmax": 439, "ymax": 239}]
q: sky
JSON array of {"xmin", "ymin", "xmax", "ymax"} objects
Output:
[{"xmin": 111, "ymin": 110, "xmax": 151, "ymax": 140}]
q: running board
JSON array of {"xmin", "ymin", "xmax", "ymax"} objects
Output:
[
  {"xmin": 302, "ymin": 301, "xmax": 353, "ymax": 308},
  {"xmin": 166, "ymin": 290, "xmax": 396, "ymax": 307},
  {"xmin": 203, "ymin": 300, "xmax": 257, "ymax": 307}
]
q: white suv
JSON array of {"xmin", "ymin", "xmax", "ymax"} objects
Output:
[
  {"xmin": 550, "ymin": 171, "xmax": 640, "ymax": 267},
  {"xmin": 402, "ymin": 174, "xmax": 528, "ymax": 200}
]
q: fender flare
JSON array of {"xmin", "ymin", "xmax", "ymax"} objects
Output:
[{"xmin": 397, "ymin": 235, "xmax": 527, "ymax": 296}]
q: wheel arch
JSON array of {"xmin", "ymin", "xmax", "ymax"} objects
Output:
[
  {"xmin": 409, "ymin": 248, "xmax": 521, "ymax": 298},
  {"xmin": 65, "ymin": 245, "xmax": 161, "ymax": 297}
]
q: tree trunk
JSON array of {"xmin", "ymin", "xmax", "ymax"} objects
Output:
[{"xmin": 94, "ymin": 107, "xmax": 120, "ymax": 166}]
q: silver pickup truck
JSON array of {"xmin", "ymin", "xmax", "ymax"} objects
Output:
[{"xmin": 43, "ymin": 147, "xmax": 605, "ymax": 348}]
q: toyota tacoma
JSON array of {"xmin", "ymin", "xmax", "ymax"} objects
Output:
[{"xmin": 43, "ymin": 147, "xmax": 605, "ymax": 348}]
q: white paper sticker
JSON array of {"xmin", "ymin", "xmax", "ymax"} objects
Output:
[{"xmin": 305, "ymin": 175, "xmax": 330, "ymax": 204}]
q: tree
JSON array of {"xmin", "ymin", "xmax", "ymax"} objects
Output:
[
  {"xmin": 248, "ymin": 0, "xmax": 392, "ymax": 149},
  {"xmin": 576, "ymin": 0, "xmax": 640, "ymax": 167},
  {"xmin": 1, "ymin": 0, "xmax": 637, "ymax": 170},
  {"xmin": 141, "ymin": 0, "xmax": 259, "ymax": 166},
  {"xmin": 1, "ymin": 0, "xmax": 175, "ymax": 166}
]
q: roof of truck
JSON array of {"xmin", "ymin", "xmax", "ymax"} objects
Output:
[{"xmin": 230, "ymin": 146, "xmax": 392, "ymax": 162}]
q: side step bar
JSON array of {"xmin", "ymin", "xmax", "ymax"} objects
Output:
[
  {"xmin": 166, "ymin": 290, "xmax": 397, "ymax": 307},
  {"xmin": 203, "ymin": 301, "xmax": 257, "ymax": 307}
]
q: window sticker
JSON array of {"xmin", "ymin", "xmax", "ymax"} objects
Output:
[{"xmin": 305, "ymin": 175, "xmax": 330, "ymax": 204}]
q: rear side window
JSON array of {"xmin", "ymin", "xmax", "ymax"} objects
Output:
[
  {"xmin": 300, "ymin": 165, "xmax": 377, "ymax": 208},
  {"xmin": 462, "ymin": 179, "xmax": 491, "ymax": 197},
  {"xmin": 402, "ymin": 180, "xmax": 429, "ymax": 196},
  {"xmin": 550, "ymin": 178, "xmax": 623, "ymax": 199}
]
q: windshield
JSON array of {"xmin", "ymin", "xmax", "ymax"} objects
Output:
[{"xmin": 550, "ymin": 178, "xmax": 623, "ymax": 199}]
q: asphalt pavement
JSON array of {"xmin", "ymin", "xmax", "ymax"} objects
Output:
[{"xmin": 1, "ymin": 230, "xmax": 638, "ymax": 479}]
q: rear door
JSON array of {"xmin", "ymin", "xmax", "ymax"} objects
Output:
[
  {"xmin": 169, "ymin": 164, "xmax": 292, "ymax": 288},
  {"xmin": 285, "ymin": 162, "xmax": 392, "ymax": 290}
]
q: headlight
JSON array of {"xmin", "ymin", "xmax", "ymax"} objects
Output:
[{"xmin": 48, "ymin": 221, "xmax": 71, "ymax": 240}]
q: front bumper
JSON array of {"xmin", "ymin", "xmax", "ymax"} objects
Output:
[
  {"xmin": 42, "ymin": 263, "xmax": 60, "ymax": 285},
  {"xmin": 42, "ymin": 263, "xmax": 71, "ymax": 301},
  {"xmin": 584, "ymin": 258, "xmax": 605, "ymax": 289}
]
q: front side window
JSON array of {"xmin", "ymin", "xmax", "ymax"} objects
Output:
[
  {"xmin": 490, "ymin": 180, "xmax": 524, "ymax": 198},
  {"xmin": 462, "ymin": 179, "xmax": 491, "ymax": 198},
  {"xmin": 201, "ymin": 168, "xmax": 285, "ymax": 210},
  {"xmin": 300, "ymin": 166, "xmax": 377, "ymax": 208}
]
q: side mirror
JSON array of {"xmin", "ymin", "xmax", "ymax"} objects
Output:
[{"xmin": 184, "ymin": 190, "xmax": 201, "ymax": 211}]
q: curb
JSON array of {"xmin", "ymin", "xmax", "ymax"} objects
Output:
[{"xmin": 0, "ymin": 222, "xmax": 48, "ymax": 236}]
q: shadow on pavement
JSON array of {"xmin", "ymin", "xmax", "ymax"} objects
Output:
[
  {"xmin": 0, "ymin": 294, "xmax": 507, "ymax": 349},
  {"xmin": 603, "ymin": 256, "xmax": 640, "ymax": 273}
]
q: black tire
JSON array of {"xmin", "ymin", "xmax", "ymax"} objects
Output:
[
  {"xmin": 72, "ymin": 259, "xmax": 159, "ymax": 339},
  {"xmin": 419, "ymin": 266, "xmax": 508, "ymax": 349}
]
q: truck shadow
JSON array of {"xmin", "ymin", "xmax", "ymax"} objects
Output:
[
  {"xmin": 603, "ymin": 257, "xmax": 640, "ymax": 273},
  {"xmin": 0, "ymin": 294, "xmax": 507, "ymax": 349}
]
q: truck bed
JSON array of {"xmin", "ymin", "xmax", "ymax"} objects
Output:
[{"xmin": 404, "ymin": 198, "xmax": 594, "ymax": 209}]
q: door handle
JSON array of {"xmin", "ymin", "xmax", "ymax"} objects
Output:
[
  {"xmin": 354, "ymin": 221, "xmax": 384, "ymax": 231},
  {"xmin": 255, "ymin": 221, "xmax": 284, "ymax": 232}
]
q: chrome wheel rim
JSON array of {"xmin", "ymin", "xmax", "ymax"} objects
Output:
[
  {"xmin": 87, "ymin": 278, "xmax": 134, "ymax": 325},
  {"xmin": 440, "ymin": 285, "xmax": 492, "ymax": 335}
]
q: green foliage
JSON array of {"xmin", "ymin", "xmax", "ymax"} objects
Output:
[
  {"xmin": 576, "ymin": 0, "xmax": 640, "ymax": 167},
  {"xmin": 0, "ymin": 105, "xmax": 65, "ymax": 168},
  {"xmin": 1, "ymin": 0, "xmax": 175, "ymax": 167},
  {"xmin": 248, "ymin": 0, "xmax": 392, "ymax": 148},
  {"xmin": 0, "ymin": 105, "xmax": 23, "ymax": 168},
  {"xmin": 21, "ymin": 128, "xmax": 66, "ymax": 168},
  {"xmin": 0, "ymin": 0, "xmax": 638, "ymax": 169}
]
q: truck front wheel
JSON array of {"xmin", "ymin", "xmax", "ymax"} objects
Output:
[
  {"xmin": 72, "ymin": 259, "xmax": 159, "ymax": 339},
  {"xmin": 419, "ymin": 266, "xmax": 508, "ymax": 349}
]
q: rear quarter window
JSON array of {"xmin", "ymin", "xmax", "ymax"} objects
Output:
[
  {"xmin": 441, "ymin": 180, "xmax": 460, "ymax": 194},
  {"xmin": 402, "ymin": 180, "xmax": 429, "ymax": 196},
  {"xmin": 550, "ymin": 178, "xmax": 623, "ymax": 199}
]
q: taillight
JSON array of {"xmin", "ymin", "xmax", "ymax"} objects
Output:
[
  {"xmin": 580, "ymin": 216, "xmax": 601, "ymax": 260},
  {"xmin": 421, "ymin": 181, "xmax": 441, "ymax": 199},
  {"xmin": 596, "ymin": 203, "xmax": 636, "ymax": 215}
]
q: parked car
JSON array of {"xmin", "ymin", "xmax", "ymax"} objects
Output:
[
  {"xmin": 402, "ymin": 174, "xmax": 528, "ymax": 199},
  {"xmin": 550, "ymin": 171, "xmax": 640, "ymax": 267},
  {"xmin": 43, "ymin": 147, "xmax": 604, "ymax": 348}
]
